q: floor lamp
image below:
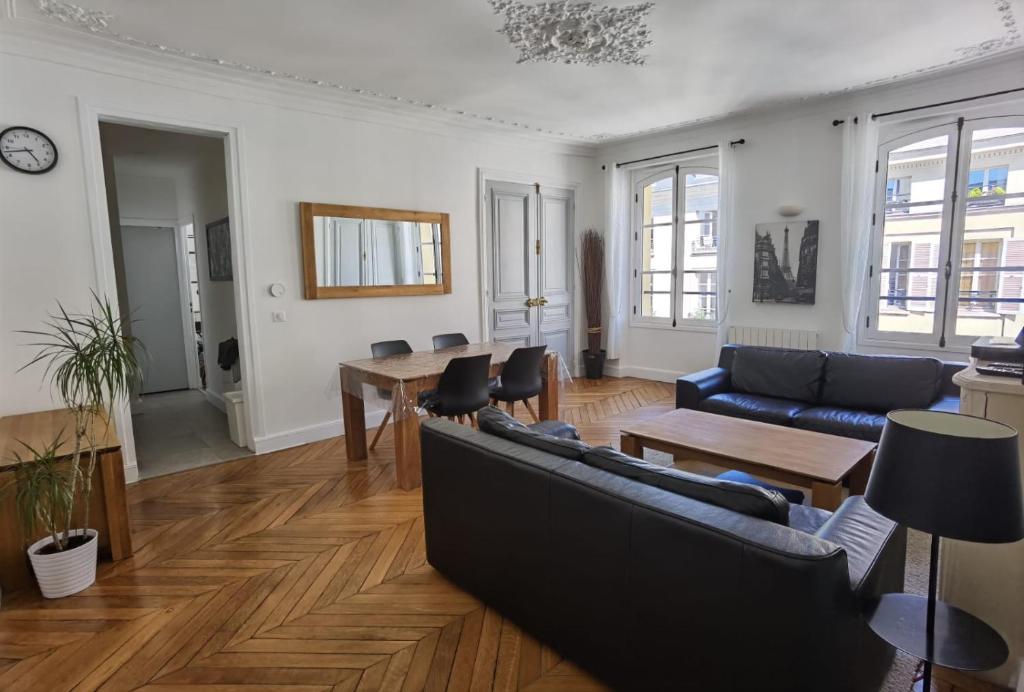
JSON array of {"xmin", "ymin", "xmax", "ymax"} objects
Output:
[{"xmin": 864, "ymin": 410, "xmax": 1024, "ymax": 691}]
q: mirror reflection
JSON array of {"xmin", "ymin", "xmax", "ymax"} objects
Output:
[{"xmin": 313, "ymin": 216, "xmax": 443, "ymax": 288}]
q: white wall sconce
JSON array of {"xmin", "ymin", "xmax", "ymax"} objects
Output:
[{"xmin": 777, "ymin": 204, "xmax": 803, "ymax": 218}]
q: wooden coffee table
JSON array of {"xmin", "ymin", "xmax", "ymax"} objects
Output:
[{"xmin": 619, "ymin": 408, "xmax": 877, "ymax": 511}]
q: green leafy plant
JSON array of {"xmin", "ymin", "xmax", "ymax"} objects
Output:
[
  {"xmin": 15, "ymin": 293, "xmax": 142, "ymax": 551},
  {"xmin": 12, "ymin": 436, "xmax": 78, "ymax": 552}
]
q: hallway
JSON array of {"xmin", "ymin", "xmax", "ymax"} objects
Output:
[{"xmin": 132, "ymin": 390, "xmax": 250, "ymax": 479}]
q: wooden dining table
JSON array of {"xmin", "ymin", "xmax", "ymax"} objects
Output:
[{"xmin": 340, "ymin": 342, "xmax": 560, "ymax": 489}]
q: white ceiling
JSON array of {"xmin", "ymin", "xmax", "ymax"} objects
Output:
[{"xmin": 15, "ymin": 0, "xmax": 1024, "ymax": 141}]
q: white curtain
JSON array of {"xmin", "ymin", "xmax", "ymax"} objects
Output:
[
  {"xmin": 603, "ymin": 161, "xmax": 632, "ymax": 360},
  {"xmin": 839, "ymin": 114, "xmax": 880, "ymax": 352},
  {"xmin": 715, "ymin": 142, "xmax": 736, "ymax": 350}
]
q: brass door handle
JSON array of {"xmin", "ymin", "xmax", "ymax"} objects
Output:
[
  {"xmin": 525, "ymin": 298, "xmax": 536, "ymax": 307},
  {"xmin": 538, "ymin": 297, "xmax": 549, "ymax": 306}
]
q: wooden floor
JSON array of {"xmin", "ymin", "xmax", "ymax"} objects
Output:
[
  {"xmin": 0, "ymin": 376, "xmax": 1003, "ymax": 692},
  {"xmin": 0, "ymin": 377, "xmax": 677, "ymax": 691}
]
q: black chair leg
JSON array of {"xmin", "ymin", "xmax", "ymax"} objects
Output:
[
  {"xmin": 369, "ymin": 411, "xmax": 391, "ymax": 450},
  {"xmin": 523, "ymin": 399, "xmax": 539, "ymax": 423}
]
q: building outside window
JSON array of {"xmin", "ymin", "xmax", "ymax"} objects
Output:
[
  {"xmin": 864, "ymin": 117, "xmax": 1024, "ymax": 347},
  {"xmin": 632, "ymin": 161, "xmax": 720, "ymax": 327}
]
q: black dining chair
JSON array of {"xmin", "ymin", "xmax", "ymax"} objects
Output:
[
  {"xmin": 368, "ymin": 339, "xmax": 413, "ymax": 450},
  {"xmin": 421, "ymin": 354, "xmax": 492, "ymax": 426},
  {"xmin": 432, "ymin": 333, "xmax": 469, "ymax": 350},
  {"xmin": 489, "ymin": 345, "xmax": 547, "ymax": 422}
]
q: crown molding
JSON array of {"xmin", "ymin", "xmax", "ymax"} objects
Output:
[
  {"xmin": 0, "ymin": 20, "xmax": 597, "ymax": 157},
  {"xmin": 16, "ymin": 0, "xmax": 598, "ymax": 143},
  {"xmin": 5, "ymin": 0, "xmax": 1022, "ymax": 145}
]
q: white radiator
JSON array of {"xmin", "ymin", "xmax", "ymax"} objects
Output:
[{"xmin": 727, "ymin": 326, "xmax": 819, "ymax": 350}]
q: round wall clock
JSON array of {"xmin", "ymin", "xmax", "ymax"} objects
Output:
[{"xmin": 1, "ymin": 126, "xmax": 58, "ymax": 174}]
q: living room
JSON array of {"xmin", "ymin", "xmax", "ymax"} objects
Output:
[{"xmin": 1, "ymin": 1, "xmax": 1023, "ymax": 691}]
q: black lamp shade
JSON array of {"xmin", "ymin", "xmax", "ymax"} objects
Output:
[{"xmin": 866, "ymin": 410, "xmax": 1024, "ymax": 543}]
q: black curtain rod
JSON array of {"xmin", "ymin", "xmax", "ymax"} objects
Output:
[
  {"xmin": 613, "ymin": 139, "xmax": 745, "ymax": 169},
  {"xmin": 871, "ymin": 86, "xmax": 1024, "ymax": 120}
]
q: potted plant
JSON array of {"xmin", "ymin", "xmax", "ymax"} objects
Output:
[
  {"xmin": 13, "ymin": 294, "xmax": 140, "ymax": 598},
  {"xmin": 579, "ymin": 229, "xmax": 606, "ymax": 379}
]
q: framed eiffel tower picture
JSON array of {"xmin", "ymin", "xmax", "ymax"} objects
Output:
[{"xmin": 752, "ymin": 220, "xmax": 819, "ymax": 304}]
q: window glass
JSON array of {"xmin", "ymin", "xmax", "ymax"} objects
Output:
[
  {"xmin": 954, "ymin": 126, "xmax": 1024, "ymax": 337},
  {"xmin": 875, "ymin": 135, "xmax": 949, "ymax": 334}
]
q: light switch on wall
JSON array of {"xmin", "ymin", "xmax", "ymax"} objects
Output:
[{"xmin": 272, "ymin": 311, "xmax": 287, "ymax": 323}]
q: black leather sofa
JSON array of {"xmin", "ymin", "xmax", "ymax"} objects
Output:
[
  {"xmin": 422, "ymin": 407, "xmax": 907, "ymax": 691},
  {"xmin": 676, "ymin": 344, "xmax": 966, "ymax": 442}
]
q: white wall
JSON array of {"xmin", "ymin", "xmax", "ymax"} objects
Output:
[
  {"xmin": 0, "ymin": 32, "xmax": 598, "ymax": 456},
  {"xmin": 597, "ymin": 53, "xmax": 1024, "ymax": 380}
]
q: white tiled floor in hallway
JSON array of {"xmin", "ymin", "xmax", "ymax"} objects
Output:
[{"xmin": 131, "ymin": 389, "xmax": 250, "ymax": 479}]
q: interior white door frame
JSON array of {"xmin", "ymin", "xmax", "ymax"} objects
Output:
[
  {"xmin": 476, "ymin": 168, "xmax": 582, "ymax": 372},
  {"xmin": 77, "ymin": 99, "xmax": 263, "ymax": 483}
]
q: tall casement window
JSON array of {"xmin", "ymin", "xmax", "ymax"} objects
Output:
[
  {"xmin": 632, "ymin": 163, "xmax": 720, "ymax": 327},
  {"xmin": 864, "ymin": 115, "xmax": 1024, "ymax": 348}
]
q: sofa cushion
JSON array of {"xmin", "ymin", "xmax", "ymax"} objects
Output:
[
  {"xmin": 699, "ymin": 393, "xmax": 811, "ymax": 426},
  {"xmin": 789, "ymin": 504, "xmax": 833, "ymax": 535},
  {"xmin": 793, "ymin": 406, "xmax": 888, "ymax": 442},
  {"xmin": 477, "ymin": 405, "xmax": 590, "ymax": 460},
  {"xmin": 730, "ymin": 347, "xmax": 826, "ymax": 403},
  {"xmin": 716, "ymin": 470, "xmax": 805, "ymax": 505},
  {"xmin": 582, "ymin": 447, "xmax": 790, "ymax": 525},
  {"xmin": 820, "ymin": 353, "xmax": 942, "ymax": 412},
  {"xmin": 528, "ymin": 419, "xmax": 581, "ymax": 440},
  {"xmin": 928, "ymin": 395, "xmax": 959, "ymax": 414}
]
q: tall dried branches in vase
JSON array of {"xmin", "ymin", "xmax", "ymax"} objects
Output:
[{"xmin": 579, "ymin": 229, "xmax": 605, "ymax": 377}]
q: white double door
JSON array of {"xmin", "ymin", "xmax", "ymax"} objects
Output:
[{"xmin": 485, "ymin": 181, "xmax": 575, "ymax": 371}]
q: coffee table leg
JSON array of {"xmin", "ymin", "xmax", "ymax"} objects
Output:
[
  {"xmin": 848, "ymin": 451, "xmax": 875, "ymax": 497},
  {"xmin": 811, "ymin": 481, "xmax": 844, "ymax": 511},
  {"xmin": 620, "ymin": 433, "xmax": 643, "ymax": 458}
]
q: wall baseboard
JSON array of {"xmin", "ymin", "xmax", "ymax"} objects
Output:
[
  {"xmin": 606, "ymin": 364, "xmax": 680, "ymax": 383},
  {"xmin": 124, "ymin": 463, "xmax": 139, "ymax": 484},
  {"xmin": 253, "ymin": 407, "xmax": 390, "ymax": 455},
  {"xmin": 203, "ymin": 388, "xmax": 228, "ymax": 413}
]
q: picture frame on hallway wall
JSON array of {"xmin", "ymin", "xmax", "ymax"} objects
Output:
[
  {"xmin": 206, "ymin": 217, "xmax": 233, "ymax": 281},
  {"xmin": 752, "ymin": 220, "xmax": 819, "ymax": 304}
]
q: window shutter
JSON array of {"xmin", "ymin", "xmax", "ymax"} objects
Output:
[
  {"xmin": 999, "ymin": 239, "xmax": 1024, "ymax": 314},
  {"xmin": 909, "ymin": 241, "xmax": 934, "ymax": 312}
]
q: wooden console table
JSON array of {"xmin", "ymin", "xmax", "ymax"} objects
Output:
[
  {"xmin": 0, "ymin": 408, "xmax": 133, "ymax": 594},
  {"xmin": 340, "ymin": 342, "xmax": 560, "ymax": 490}
]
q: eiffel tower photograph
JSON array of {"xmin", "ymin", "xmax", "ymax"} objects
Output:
[{"xmin": 752, "ymin": 220, "xmax": 820, "ymax": 304}]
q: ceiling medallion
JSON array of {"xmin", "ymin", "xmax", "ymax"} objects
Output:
[{"xmin": 489, "ymin": 0, "xmax": 655, "ymax": 66}]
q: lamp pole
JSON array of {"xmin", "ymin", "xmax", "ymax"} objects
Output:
[{"xmin": 922, "ymin": 533, "xmax": 939, "ymax": 692}]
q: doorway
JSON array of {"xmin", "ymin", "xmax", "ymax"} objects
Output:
[
  {"xmin": 484, "ymin": 180, "xmax": 576, "ymax": 371},
  {"xmin": 99, "ymin": 122, "xmax": 250, "ymax": 479}
]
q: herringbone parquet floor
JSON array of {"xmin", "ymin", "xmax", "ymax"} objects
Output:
[{"xmin": 0, "ymin": 377, "xmax": 676, "ymax": 692}]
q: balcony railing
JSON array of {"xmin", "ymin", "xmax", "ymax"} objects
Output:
[{"xmin": 691, "ymin": 234, "xmax": 718, "ymax": 253}]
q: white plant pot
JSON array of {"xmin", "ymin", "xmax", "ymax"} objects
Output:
[{"xmin": 27, "ymin": 529, "xmax": 99, "ymax": 599}]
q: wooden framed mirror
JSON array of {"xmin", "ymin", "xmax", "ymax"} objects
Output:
[{"xmin": 300, "ymin": 202, "xmax": 451, "ymax": 299}]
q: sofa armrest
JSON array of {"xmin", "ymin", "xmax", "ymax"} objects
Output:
[
  {"xmin": 814, "ymin": 496, "xmax": 906, "ymax": 600},
  {"xmin": 676, "ymin": 367, "xmax": 731, "ymax": 409}
]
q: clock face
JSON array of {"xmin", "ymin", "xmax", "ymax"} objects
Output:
[{"xmin": 1, "ymin": 127, "xmax": 58, "ymax": 174}]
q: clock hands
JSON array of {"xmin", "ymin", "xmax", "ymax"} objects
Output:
[{"xmin": 4, "ymin": 147, "xmax": 41, "ymax": 163}]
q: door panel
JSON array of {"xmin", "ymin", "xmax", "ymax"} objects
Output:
[
  {"xmin": 486, "ymin": 181, "xmax": 575, "ymax": 368},
  {"xmin": 538, "ymin": 186, "xmax": 575, "ymax": 371},
  {"xmin": 488, "ymin": 182, "xmax": 536, "ymax": 345},
  {"xmin": 121, "ymin": 226, "xmax": 190, "ymax": 394}
]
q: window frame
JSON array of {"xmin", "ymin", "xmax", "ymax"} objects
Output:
[
  {"xmin": 630, "ymin": 162, "xmax": 720, "ymax": 331},
  {"xmin": 860, "ymin": 113, "xmax": 1024, "ymax": 352}
]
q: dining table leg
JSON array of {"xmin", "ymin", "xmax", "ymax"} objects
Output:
[
  {"xmin": 393, "ymin": 382, "xmax": 422, "ymax": 490},
  {"xmin": 340, "ymin": 367, "xmax": 368, "ymax": 461},
  {"xmin": 538, "ymin": 353, "xmax": 560, "ymax": 421}
]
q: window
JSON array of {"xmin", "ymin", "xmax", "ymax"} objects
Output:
[
  {"xmin": 632, "ymin": 164, "xmax": 720, "ymax": 326},
  {"xmin": 865, "ymin": 117, "xmax": 1024, "ymax": 346}
]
